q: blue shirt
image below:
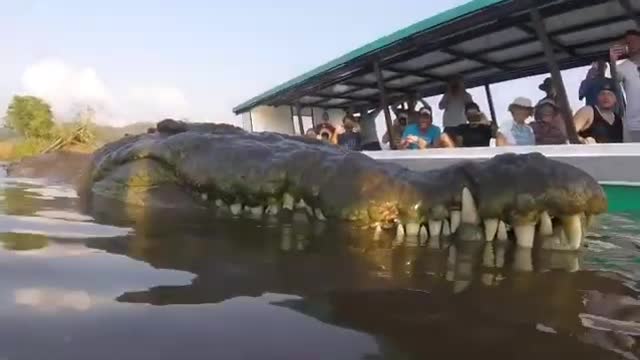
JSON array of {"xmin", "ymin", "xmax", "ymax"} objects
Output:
[
  {"xmin": 401, "ymin": 124, "xmax": 442, "ymax": 149},
  {"xmin": 510, "ymin": 122, "xmax": 535, "ymax": 146}
]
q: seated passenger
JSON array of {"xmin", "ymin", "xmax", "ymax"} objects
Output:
[
  {"xmin": 337, "ymin": 115, "xmax": 362, "ymax": 151},
  {"xmin": 399, "ymin": 108, "xmax": 442, "ymax": 150},
  {"xmin": 531, "ymin": 99, "xmax": 569, "ymax": 145},
  {"xmin": 447, "ymin": 102, "xmax": 494, "ymax": 147},
  {"xmin": 496, "ymin": 97, "xmax": 535, "ymax": 146},
  {"xmin": 573, "ymin": 80, "xmax": 623, "ymax": 144},
  {"xmin": 305, "ymin": 128, "xmax": 317, "ymax": 139},
  {"xmin": 314, "ymin": 111, "xmax": 337, "ymax": 144},
  {"xmin": 382, "ymin": 111, "xmax": 409, "ymax": 149}
]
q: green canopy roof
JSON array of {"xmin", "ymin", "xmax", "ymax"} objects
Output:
[{"xmin": 234, "ymin": 0, "xmax": 637, "ymax": 114}]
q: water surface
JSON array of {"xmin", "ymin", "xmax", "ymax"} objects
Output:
[{"xmin": 0, "ymin": 172, "xmax": 639, "ymax": 360}]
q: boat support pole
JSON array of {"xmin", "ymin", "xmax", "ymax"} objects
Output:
[
  {"xmin": 375, "ymin": 61, "xmax": 396, "ymax": 150},
  {"xmin": 296, "ymin": 104, "xmax": 305, "ymax": 135},
  {"xmin": 527, "ymin": 1, "xmax": 580, "ymax": 144},
  {"xmin": 484, "ymin": 84, "xmax": 498, "ymax": 125},
  {"xmin": 618, "ymin": 0, "xmax": 640, "ymax": 29}
]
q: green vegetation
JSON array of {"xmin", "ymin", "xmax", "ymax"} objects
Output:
[
  {"xmin": 5, "ymin": 95, "xmax": 55, "ymax": 139},
  {"xmin": 1, "ymin": 95, "xmax": 153, "ymax": 161}
]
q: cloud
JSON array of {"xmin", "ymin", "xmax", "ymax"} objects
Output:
[
  {"xmin": 14, "ymin": 288, "xmax": 96, "ymax": 313},
  {"xmin": 19, "ymin": 58, "xmax": 192, "ymax": 127}
]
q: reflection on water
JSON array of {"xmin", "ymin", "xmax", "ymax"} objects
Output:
[{"xmin": 0, "ymin": 175, "xmax": 639, "ymax": 359}]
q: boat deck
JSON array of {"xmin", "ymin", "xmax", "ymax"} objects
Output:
[{"xmin": 365, "ymin": 143, "xmax": 640, "ymax": 183}]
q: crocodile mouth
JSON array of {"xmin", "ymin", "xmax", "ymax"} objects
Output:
[{"xmin": 82, "ymin": 122, "xmax": 607, "ymax": 251}]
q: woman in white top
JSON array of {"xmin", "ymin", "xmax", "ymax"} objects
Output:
[{"xmin": 439, "ymin": 76, "xmax": 473, "ymax": 132}]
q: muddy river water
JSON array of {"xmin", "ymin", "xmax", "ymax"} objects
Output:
[{"xmin": 0, "ymin": 170, "xmax": 639, "ymax": 360}]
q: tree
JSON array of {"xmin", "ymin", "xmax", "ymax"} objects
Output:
[{"xmin": 5, "ymin": 95, "xmax": 55, "ymax": 138}]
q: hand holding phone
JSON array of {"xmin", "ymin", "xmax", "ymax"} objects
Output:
[{"xmin": 610, "ymin": 44, "xmax": 628, "ymax": 61}]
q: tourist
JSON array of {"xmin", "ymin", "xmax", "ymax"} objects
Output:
[
  {"xmin": 357, "ymin": 106, "xmax": 383, "ymax": 151},
  {"xmin": 382, "ymin": 111, "xmax": 409, "ymax": 149},
  {"xmin": 314, "ymin": 111, "xmax": 337, "ymax": 144},
  {"xmin": 337, "ymin": 115, "xmax": 362, "ymax": 151},
  {"xmin": 496, "ymin": 97, "xmax": 535, "ymax": 146},
  {"xmin": 447, "ymin": 102, "xmax": 494, "ymax": 147},
  {"xmin": 531, "ymin": 99, "xmax": 568, "ymax": 145},
  {"xmin": 393, "ymin": 95, "xmax": 431, "ymax": 125},
  {"xmin": 579, "ymin": 60, "xmax": 611, "ymax": 107},
  {"xmin": 611, "ymin": 29, "xmax": 640, "ymax": 142},
  {"xmin": 305, "ymin": 128, "xmax": 317, "ymax": 139},
  {"xmin": 573, "ymin": 80, "xmax": 623, "ymax": 144},
  {"xmin": 399, "ymin": 108, "xmax": 442, "ymax": 150},
  {"xmin": 439, "ymin": 76, "xmax": 474, "ymax": 131},
  {"xmin": 538, "ymin": 77, "xmax": 559, "ymax": 105}
]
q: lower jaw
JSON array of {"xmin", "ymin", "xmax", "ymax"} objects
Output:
[{"xmin": 94, "ymin": 183, "xmax": 590, "ymax": 252}]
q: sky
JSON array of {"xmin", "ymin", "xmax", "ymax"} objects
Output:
[{"xmin": 0, "ymin": 0, "xmax": 591, "ymax": 128}]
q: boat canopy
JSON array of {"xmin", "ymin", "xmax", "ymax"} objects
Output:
[{"xmin": 233, "ymin": 0, "xmax": 639, "ymax": 115}]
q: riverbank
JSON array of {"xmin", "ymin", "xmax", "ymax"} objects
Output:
[{"xmin": 0, "ymin": 138, "xmax": 96, "ymax": 162}]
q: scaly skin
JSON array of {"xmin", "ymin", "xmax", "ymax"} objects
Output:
[{"xmin": 12, "ymin": 119, "xmax": 609, "ymax": 250}]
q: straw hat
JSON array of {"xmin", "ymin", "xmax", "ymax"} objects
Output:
[{"xmin": 508, "ymin": 97, "xmax": 534, "ymax": 111}]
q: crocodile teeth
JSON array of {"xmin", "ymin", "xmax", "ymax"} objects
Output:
[
  {"xmin": 442, "ymin": 220, "xmax": 451, "ymax": 236},
  {"xmin": 562, "ymin": 214, "xmax": 583, "ymax": 251},
  {"xmin": 539, "ymin": 211, "xmax": 554, "ymax": 236},
  {"xmin": 461, "ymin": 188, "xmax": 480, "ymax": 225},
  {"xmin": 450, "ymin": 211, "xmax": 461, "ymax": 233},
  {"xmin": 249, "ymin": 206, "xmax": 264, "ymax": 217},
  {"xmin": 373, "ymin": 224, "xmax": 383, "ymax": 241},
  {"xmin": 296, "ymin": 199, "xmax": 314, "ymax": 216},
  {"xmin": 314, "ymin": 208, "xmax": 327, "ymax": 221},
  {"xmin": 586, "ymin": 214, "xmax": 594, "ymax": 228},
  {"xmin": 419, "ymin": 225, "xmax": 429, "ymax": 243},
  {"xmin": 514, "ymin": 223, "xmax": 536, "ymax": 249},
  {"xmin": 200, "ymin": 193, "xmax": 208, "ymax": 201},
  {"xmin": 214, "ymin": 199, "xmax": 225, "ymax": 208},
  {"xmin": 282, "ymin": 193, "xmax": 295, "ymax": 211},
  {"xmin": 405, "ymin": 223, "xmax": 421, "ymax": 237},
  {"xmin": 266, "ymin": 204, "xmax": 280, "ymax": 216},
  {"xmin": 428, "ymin": 220, "xmax": 443, "ymax": 238},
  {"xmin": 396, "ymin": 224, "xmax": 406, "ymax": 240},
  {"xmin": 484, "ymin": 219, "xmax": 499, "ymax": 242},
  {"xmin": 230, "ymin": 203, "xmax": 243, "ymax": 216},
  {"xmin": 496, "ymin": 221, "xmax": 508, "ymax": 242}
]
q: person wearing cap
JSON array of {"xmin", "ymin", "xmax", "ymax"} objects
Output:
[
  {"xmin": 382, "ymin": 110, "xmax": 409, "ymax": 149},
  {"xmin": 611, "ymin": 29, "xmax": 640, "ymax": 142},
  {"xmin": 530, "ymin": 99, "xmax": 569, "ymax": 145},
  {"xmin": 573, "ymin": 79, "xmax": 623, "ymax": 144},
  {"xmin": 439, "ymin": 76, "xmax": 474, "ymax": 130},
  {"xmin": 337, "ymin": 114, "xmax": 362, "ymax": 151},
  {"xmin": 399, "ymin": 107, "xmax": 443, "ymax": 150},
  {"xmin": 447, "ymin": 102, "xmax": 494, "ymax": 147},
  {"xmin": 356, "ymin": 106, "xmax": 383, "ymax": 151},
  {"xmin": 391, "ymin": 95, "xmax": 431, "ymax": 125},
  {"xmin": 538, "ymin": 77, "xmax": 559, "ymax": 105},
  {"xmin": 579, "ymin": 60, "xmax": 612, "ymax": 107},
  {"xmin": 496, "ymin": 97, "xmax": 535, "ymax": 147}
]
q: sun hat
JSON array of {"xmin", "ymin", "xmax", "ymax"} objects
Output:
[
  {"xmin": 508, "ymin": 97, "xmax": 534, "ymax": 111},
  {"xmin": 538, "ymin": 77, "xmax": 554, "ymax": 92},
  {"xmin": 595, "ymin": 79, "xmax": 617, "ymax": 95}
]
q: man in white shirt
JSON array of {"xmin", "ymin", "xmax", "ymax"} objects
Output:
[{"xmin": 611, "ymin": 29, "xmax": 640, "ymax": 142}]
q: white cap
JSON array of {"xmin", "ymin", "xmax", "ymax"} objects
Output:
[{"xmin": 509, "ymin": 97, "xmax": 534, "ymax": 110}]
